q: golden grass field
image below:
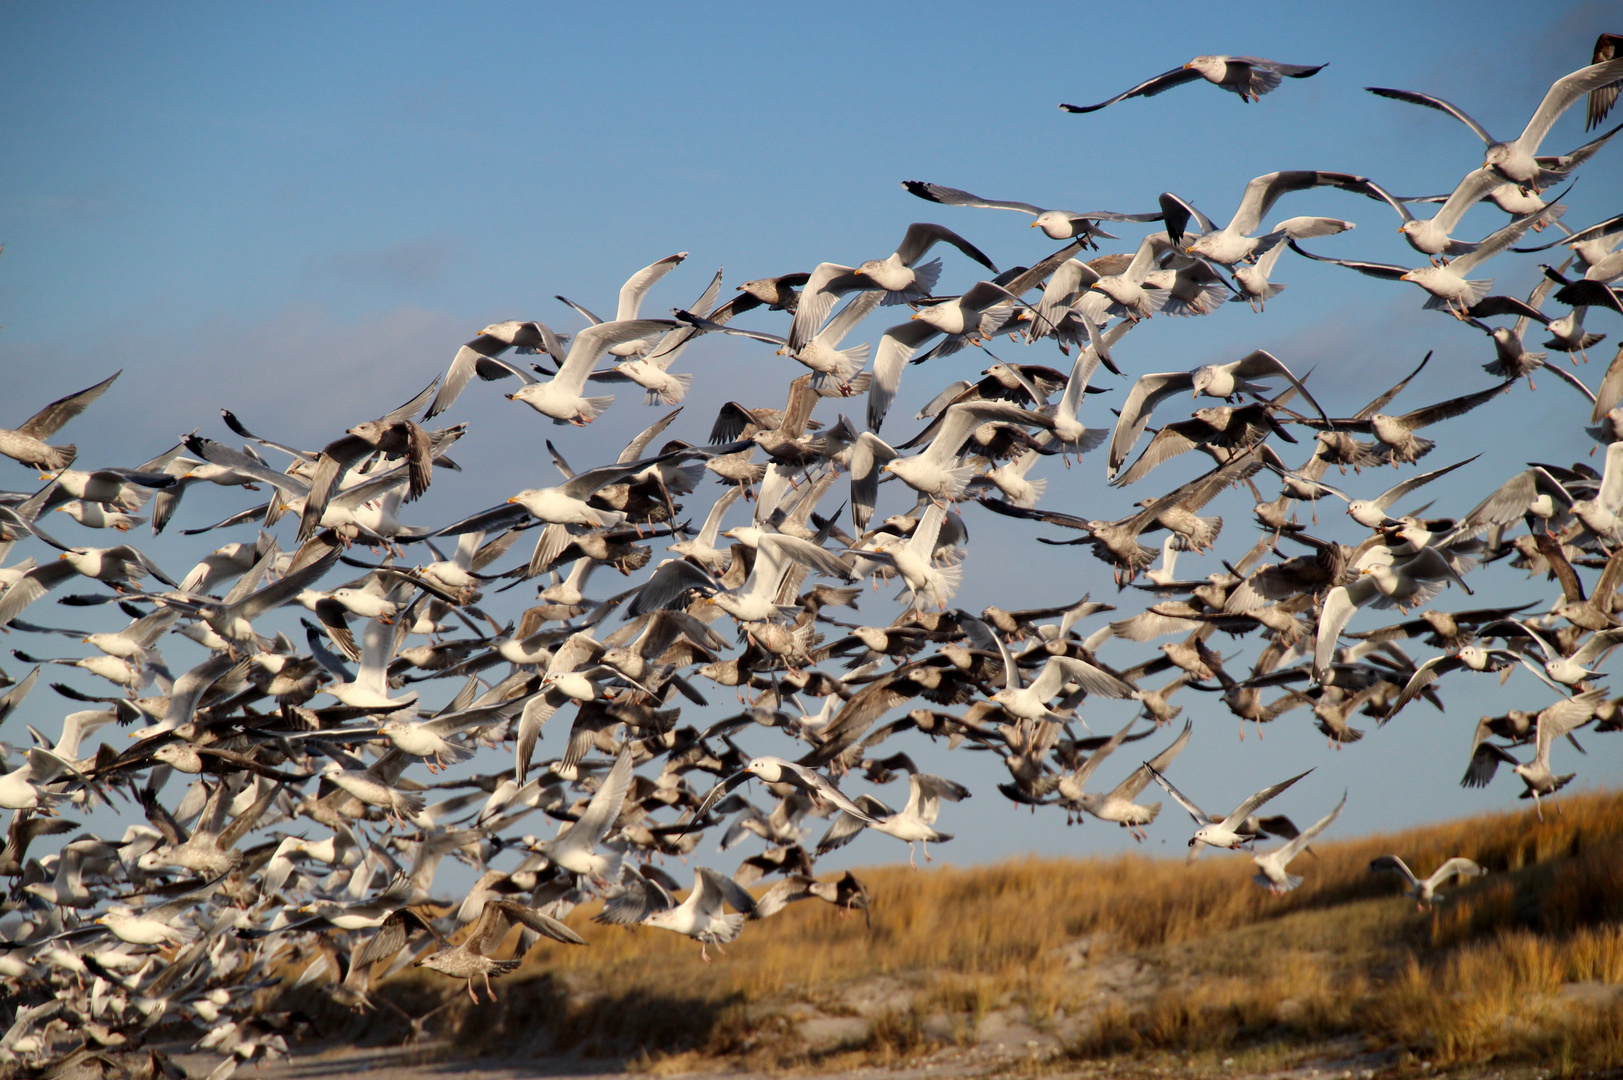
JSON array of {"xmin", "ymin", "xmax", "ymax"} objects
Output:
[{"xmin": 290, "ymin": 790, "xmax": 1623, "ymax": 1076}]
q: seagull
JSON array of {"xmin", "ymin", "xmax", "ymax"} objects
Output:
[
  {"xmin": 503, "ymin": 319, "xmax": 678, "ymax": 425},
  {"xmin": 600, "ymin": 267, "xmax": 722, "ymax": 405},
  {"xmin": 789, "ymin": 223, "xmax": 997, "ymax": 352},
  {"xmin": 555, "ymin": 252, "xmax": 689, "ymax": 359},
  {"xmin": 427, "ymin": 319, "xmax": 567, "ymax": 418},
  {"xmin": 988, "ymin": 632, "xmax": 1138, "ymax": 721},
  {"xmin": 1230, "ymin": 217, "xmax": 1355, "ymax": 309},
  {"xmin": 1496, "ymin": 621, "xmax": 1623, "ymax": 688},
  {"xmin": 1108, "ymin": 350, "xmax": 1327, "ymax": 477},
  {"xmin": 1147, "ymin": 765, "xmax": 1313, "ymax": 861},
  {"xmin": 866, "ymin": 401, "xmax": 1055, "ymax": 506},
  {"xmin": 853, "ymin": 502, "xmax": 962, "ymax": 612},
  {"xmin": 1587, "ymin": 33, "xmax": 1623, "ymax": 130},
  {"xmin": 1290, "ymin": 204, "xmax": 1555, "ymax": 317},
  {"xmin": 816, "ymin": 771, "xmax": 970, "ymax": 868},
  {"xmin": 1252, "ymin": 791, "xmax": 1346, "ymax": 894},
  {"xmin": 526, "ymin": 747, "xmax": 636, "ymax": 881},
  {"xmin": 1268, "ymin": 455, "xmax": 1478, "ymax": 528},
  {"xmin": 676, "ymin": 288, "xmax": 883, "ymax": 390},
  {"xmin": 1058, "ymin": 719, "xmax": 1192, "ymax": 839},
  {"xmin": 1379, "ymin": 644, "xmax": 1520, "ymax": 725},
  {"xmin": 1314, "ymin": 550, "xmax": 1476, "ymax": 679},
  {"xmin": 1369, "ymin": 855, "xmax": 1486, "ymax": 909},
  {"xmin": 599, "ymin": 866, "xmax": 756, "ymax": 962},
  {"xmin": 1060, "ymin": 56, "xmax": 1325, "ymax": 113},
  {"xmin": 1366, "ymin": 59, "xmax": 1623, "ymax": 189},
  {"xmin": 1162, "ymin": 171, "xmax": 1369, "ymax": 267},
  {"xmin": 1461, "ymin": 689, "xmax": 1606, "ymax": 819},
  {"xmin": 0, "ymin": 372, "xmax": 120, "ymax": 473},
  {"xmin": 414, "ymin": 899, "xmax": 586, "ymax": 1002},
  {"xmin": 900, "ymin": 180, "xmax": 1162, "ymax": 243},
  {"xmin": 691, "ymin": 756, "xmax": 879, "ymax": 828}
]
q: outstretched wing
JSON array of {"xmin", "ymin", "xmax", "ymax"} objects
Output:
[
  {"xmin": 17, "ymin": 371, "xmax": 121, "ymax": 440},
  {"xmin": 1060, "ymin": 66, "xmax": 1202, "ymax": 113}
]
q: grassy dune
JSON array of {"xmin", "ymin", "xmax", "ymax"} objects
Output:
[{"xmin": 305, "ymin": 791, "xmax": 1623, "ymax": 1075}]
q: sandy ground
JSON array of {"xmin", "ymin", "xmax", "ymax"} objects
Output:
[
  {"xmin": 178, "ymin": 1045, "xmax": 1048, "ymax": 1080},
  {"xmin": 171, "ymin": 1042, "xmax": 1527, "ymax": 1080}
]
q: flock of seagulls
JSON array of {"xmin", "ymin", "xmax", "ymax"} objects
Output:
[{"xmin": 3, "ymin": 33, "xmax": 1623, "ymax": 1077}]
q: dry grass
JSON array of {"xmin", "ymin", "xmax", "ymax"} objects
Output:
[{"xmin": 327, "ymin": 790, "xmax": 1623, "ymax": 1073}]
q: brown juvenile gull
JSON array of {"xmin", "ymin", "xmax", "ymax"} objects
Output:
[{"xmin": 414, "ymin": 899, "xmax": 586, "ymax": 1002}]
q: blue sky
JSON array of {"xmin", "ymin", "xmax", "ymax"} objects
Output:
[{"xmin": 2, "ymin": 2, "xmax": 1621, "ymax": 877}]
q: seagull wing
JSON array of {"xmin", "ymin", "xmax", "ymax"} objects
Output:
[
  {"xmin": 1275, "ymin": 791, "xmax": 1347, "ymax": 864},
  {"xmin": 901, "ymin": 180, "xmax": 1043, "ymax": 216},
  {"xmin": 694, "ymin": 866, "xmax": 757, "ymax": 916},
  {"xmin": 1144, "ymin": 763, "xmax": 1213, "ymax": 825},
  {"xmin": 869, "ymin": 321, "xmax": 941, "ymax": 432},
  {"xmin": 778, "ymin": 760, "xmax": 879, "ymax": 823},
  {"xmin": 1108, "ymin": 371, "xmax": 1196, "ymax": 476},
  {"xmin": 1373, "ymin": 455, "xmax": 1481, "ymax": 512},
  {"xmin": 490, "ymin": 899, "xmax": 588, "ymax": 945},
  {"xmin": 1222, "ymin": 767, "xmax": 1314, "ymax": 831},
  {"xmin": 16, "ymin": 371, "xmax": 121, "ymax": 440},
  {"xmin": 570, "ymin": 747, "xmax": 635, "ymax": 850},
  {"xmin": 816, "ymin": 797, "xmax": 885, "ymax": 855},
  {"xmin": 1049, "ymin": 655, "xmax": 1139, "ymax": 700},
  {"xmin": 1287, "ymin": 241, "xmax": 1411, "ymax": 279},
  {"xmin": 1381, "ymin": 654, "xmax": 1464, "ymax": 724},
  {"xmin": 1515, "ymin": 58, "xmax": 1623, "ymax": 154},
  {"xmin": 1315, "ymin": 578, "xmax": 1379, "ymax": 678},
  {"xmin": 615, "ymin": 252, "xmax": 688, "ymax": 321},
  {"xmin": 1366, "ymin": 86, "xmax": 1495, "ymax": 144},
  {"xmin": 790, "ymin": 262, "xmax": 862, "ymax": 353},
  {"xmin": 1589, "ymin": 35, "xmax": 1623, "ymax": 130},
  {"xmin": 1060, "ymin": 66, "xmax": 1203, "ymax": 113},
  {"xmin": 555, "ymin": 320, "xmax": 678, "ymax": 395},
  {"xmin": 1229, "ymin": 350, "xmax": 1328, "ymax": 422},
  {"xmin": 1110, "ymin": 719, "xmax": 1191, "ymax": 801},
  {"xmin": 816, "ymin": 289, "xmax": 884, "ymax": 348},
  {"xmin": 909, "ymin": 773, "xmax": 969, "ymax": 825},
  {"xmin": 1423, "ymin": 168, "xmax": 1505, "ymax": 235},
  {"xmin": 895, "ymin": 222, "xmax": 997, "ymax": 273},
  {"xmin": 848, "ymin": 432, "xmax": 897, "ymax": 532},
  {"xmin": 1069, "ymin": 717, "xmax": 1138, "ymax": 791},
  {"xmin": 925, "ymin": 401, "xmax": 1053, "ymax": 464},
  {"xmin": 1369, "ymin": 854, "xmax": 1420, "ymax": 889},
  {"xmin": 1396, "ymin": 381, "xmax": 1513, "ymax": 430},
  {"xmin": 1158, "ymin": 193, "xmax": 1217, "ymax": 246},
  {"xmin": 1227, "ymin": 171, "xmax": 1361, "ymax": 237},
  {"xmin": 1429, "ymin": 857, "xmax": 1486, "ymax": 889}
]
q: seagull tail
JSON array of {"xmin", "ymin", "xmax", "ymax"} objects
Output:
[{"xmin": 575, "ymin": 395, "xmax": 617, "ymax": 423}]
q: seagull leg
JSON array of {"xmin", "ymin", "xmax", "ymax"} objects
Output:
[
  {"xmin": 486, "ymin": 972, "xmax": 498, "ymax": 1001},
  {"xmin": 908, "ymin": 845, "xmax": 918, "ymax": 871},
  {"xmin": 466, "ymin": 979, "xmax": 480, "ymax": 1005},
  {"xmin": 700, "ymin": 943, "xmax": 711, "ymax": 964}
]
